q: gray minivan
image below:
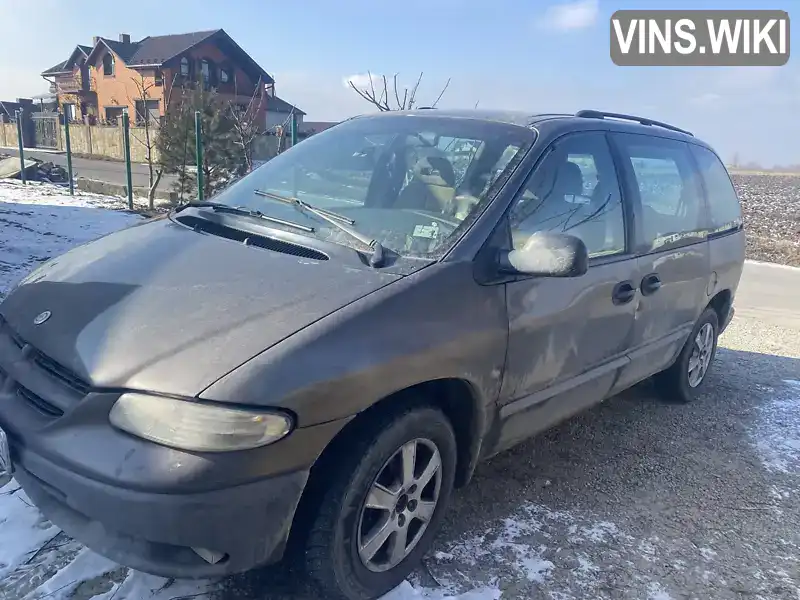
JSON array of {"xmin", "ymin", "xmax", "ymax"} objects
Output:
[{"xmin": 0, "ymin": 109, "xmax": 744, "ymax": 600}]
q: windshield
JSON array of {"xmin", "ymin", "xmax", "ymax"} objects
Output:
[{"xmin": 210, "ymin": 115, "xmax": 534, "ymax": 257}]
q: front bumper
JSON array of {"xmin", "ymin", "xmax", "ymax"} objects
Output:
[
  {"xmin": 13, "ymin": 445, "xmax": 308, "ymax": 578},
  {"xmin": 0, "ymin": 314, "xmax": 349, "ymax": 578}
]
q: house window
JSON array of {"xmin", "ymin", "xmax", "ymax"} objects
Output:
[
  {"xmin": 220, "ymin": 68, "xmax": 230, "ymax": 84},
  {"xmin": 135, "ymin": 99, "xmax": 160, "ymax": 125},
  {"xmin": 102, "ymin": 53, "xmax": 114, "ymax": 76},
  {"xmin": 105, "ymin": 106, "xmax": 124, "ymax": 124},
  {"xmin": 201, "ymin": 60, "xmax": 210, "ymax": 82},
  {"xmin": 180, "ymin": 57, "xmax": 189, "ymax": 76}
]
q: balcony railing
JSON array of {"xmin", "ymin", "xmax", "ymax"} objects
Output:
[
  {"xmin": 55, "ymin": 74, "xmax": 94, "ymax": 94},
  {"xmin": 57, "ymin": 80, "xmax": 82, "ymax": 93}
]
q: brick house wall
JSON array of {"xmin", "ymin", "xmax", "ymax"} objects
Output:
[
  {"xmin": 161, "ymin": 41, "xmax": 268, "ymax": 125},
  {"xmin": 92, "ymin": 45, "xmax": 160, "ymax": 122},
  {"xmin": 45, "ymin": 32, "xmax": 273, "ymax": 130}
]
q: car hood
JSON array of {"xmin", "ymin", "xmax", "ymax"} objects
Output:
[{"xmin": 0, "ymin": 218, "xmax": 400, "ymax": 397}]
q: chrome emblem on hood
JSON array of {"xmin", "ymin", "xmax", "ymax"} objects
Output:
[{"xmin": 33, "ymin": 311, "xmax": 51, "ymax": 325}]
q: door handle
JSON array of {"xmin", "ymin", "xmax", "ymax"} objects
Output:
[
  {"xmin": 612, "ymin": 280, "xmax": 637, "ymax": 305},
  {"xmin": 641, "ymin": 273, "xmax": 662, "ymax": 296}
]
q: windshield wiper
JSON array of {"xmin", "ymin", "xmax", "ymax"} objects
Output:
[
  {"xmin": 254, "ymin": 190, "xmax": 386, "ymax": 267},
  {"xmin": 253, "ymin": 190, "xmax": 356, "ymax": 225},
  {"xmin": 176, "ymin": 201, "xmax": 315, "ymax": 233}
]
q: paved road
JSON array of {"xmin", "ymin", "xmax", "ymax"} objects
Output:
[
  {"xmin": 737, "ymin": 260, "xmax": 800, "ymax": 330},
  {"xmin": 1, "ymin": 147, "xmax": 177, "ymax": 189}
]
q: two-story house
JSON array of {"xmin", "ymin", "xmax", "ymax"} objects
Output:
[{"xmin": 41, "ymin": 29, "xmax": 302, "ymax": 129}]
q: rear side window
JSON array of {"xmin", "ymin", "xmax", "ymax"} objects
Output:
[
  {"xmin": 690, "ymin": 145, "xmax": 743, "ymax": 235},
  {"xmin": 614, "ymin": 134, "xmax": 705, "ymax": 252}
]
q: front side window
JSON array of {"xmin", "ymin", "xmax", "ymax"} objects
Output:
[
  {"xmin": 690, "ymin": 145, "xmax": 742, "ymax": 235},
  {"xmin": 209, "ymin": 116, "xmax": 534, "ymax": 257},
  {"xmin": 614, "ymin": 134, "xmax": 705, "ymax": 252},
  {"xmin": 508, "ymin": 132, "xmax": 626, "ymax": 258}
]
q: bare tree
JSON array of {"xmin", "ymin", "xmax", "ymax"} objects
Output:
[
  {"xmin": 227, "ymin": 77, "xmax": 266, "ymax": 173},
  {"xmin": 128, "ymin": 71, "xmax": 177, "ymax": 209},
  {"xmin": 348, "ymin": 72, "xmax": 450, "ymax": 111}
]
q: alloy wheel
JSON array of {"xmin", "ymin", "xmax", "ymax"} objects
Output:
[
  {"xmin": 356, "ymin": 438, "xmax": 442, "ymax": 572},
  {"xmin": 687, "ymin": 322, "xmax": 715, "ymax": 388}
]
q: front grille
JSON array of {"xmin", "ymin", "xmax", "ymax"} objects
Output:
[
  {"xmin": 17, "ymin": 386, "xmax": 64, "ymax": 417},
  {"xmin": 0, "ymin": 315, "xmax": 90, "ymax": 417},
  {"xmin": 7, "ymin": 325, "xmax": 25, "ymax": 349},
  {"xmin": 31, "ymin": 350, "xmax": 90, "ymax": 395}
]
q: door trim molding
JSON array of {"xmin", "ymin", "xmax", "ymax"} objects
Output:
[
  {"xmin": 626, "ymin": 325, "xmax": 692, "ymax": 362},
  {"xmin": 500, "ymin": 354, "xmax": 630, "ymax": 418}
]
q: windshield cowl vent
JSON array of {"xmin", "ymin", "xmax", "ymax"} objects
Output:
[{"xmin": 176, "ymin": 215, "xmax": 329, "ymax": 261}]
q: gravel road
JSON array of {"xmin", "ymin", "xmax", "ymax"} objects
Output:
[{"xmin": 209, "ymin": 263, "xmax": 800, "ymax": 600}]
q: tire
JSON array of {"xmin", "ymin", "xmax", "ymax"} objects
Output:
[
  {"xmin": 303, "ymin": 406, "xmax": 457, "ymax": 600},
  {"xmin": 655, "ymin": 307, "xmax": 719, "ymax": 403}
]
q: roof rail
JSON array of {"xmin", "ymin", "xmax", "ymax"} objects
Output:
[{"xmin": 575, "ymin": 110, "xmax": 693, "ymax": 137}]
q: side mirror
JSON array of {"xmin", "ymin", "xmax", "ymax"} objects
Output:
[{"xmin": 498, "ymin": 232, "xmax": 588, "ymax": 277}]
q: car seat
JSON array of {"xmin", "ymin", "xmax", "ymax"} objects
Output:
[{"xmin": 394, "ymin": 146, "xmax": 457, "ymax": 214}]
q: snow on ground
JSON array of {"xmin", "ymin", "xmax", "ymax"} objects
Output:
[
  {"xmin": 0, "ymin": 180, "xmax": 140, "ymax": 299},
  {"xmin": 750, "ymin": 379, "xmax": 800, "ymax": 475}
]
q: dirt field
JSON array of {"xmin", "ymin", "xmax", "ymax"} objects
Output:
[{"xmin": 731, "ymin": 172, "xmax": 800, "ymax": 267}]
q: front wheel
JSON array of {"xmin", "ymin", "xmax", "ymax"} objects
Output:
[
  {"xmin": 303, "ymin": 407, "xmax": 457, "ymax": 600},
  {"xmin": 655, "ymin": 307, "xmax": 719, "ymax": 403}
]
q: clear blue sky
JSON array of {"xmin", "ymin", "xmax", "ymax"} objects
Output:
[{"xmin": 1, "ymin": 0, "xmax": 797, "ymax": 166}]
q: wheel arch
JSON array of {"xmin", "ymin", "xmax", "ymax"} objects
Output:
[
  {"xmin": 284, "ymin": 377, "xmax": 486, "ymax": 559},
  {"xmin": 707, "ymin": 289, "xmax": 733, "ymax": 330}
]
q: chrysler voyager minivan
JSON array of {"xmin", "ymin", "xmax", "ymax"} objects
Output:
[{"xmin": 0, "ymin": 109, "xmax": 744, "ymax": 600}]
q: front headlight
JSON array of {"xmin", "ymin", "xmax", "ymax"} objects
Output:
[{"xmin": 109, "ymin": 393, "xmax": 293, "ymax": 452}]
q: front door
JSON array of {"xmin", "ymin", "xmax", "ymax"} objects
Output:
[
  {"xmin": 495, "ymin": 131, "xmax": 639, "ymax": 450},
  {"xmin": 609, "ymin": 133, "xmax": 711, "ymax": 391}
]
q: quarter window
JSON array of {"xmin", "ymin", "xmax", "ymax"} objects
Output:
[
  {"xmin": 509, "ymin": 132, "xmax": 626, "ymax": 258},
  {"xmin": 615, "ymin": 135, "xmax": 705, "ymax": 251},
  {"xmin": 690, "ymin": 145, "xmax": 742, "ymax": 234}
]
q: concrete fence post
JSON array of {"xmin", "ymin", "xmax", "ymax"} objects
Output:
[
  {"xmin": 63, "ymin": 113, "xmax": 74, "ymax": 195},
  {"xmin": 122, "ymin": 110, "xmax": 134, "ymax": 210},
  {"xmin": 85, "ymin": 117, "xmax": 93, "ymax": 156},
  {"xmin": 15, "ymin": 111, "xmax": 26, "ymax": 185}
]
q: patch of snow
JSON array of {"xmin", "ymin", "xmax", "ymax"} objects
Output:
[
  {"xmin": 750, "ymin": 379, "xmax": 800, "ymax": 474},
  {"xmin": 381, "ymin": 581, "xmax": 502, "ymax": 600},
  {"xmin": 698, "ymin": 547, "xmax": 717, "ymax": 560},
  {"xmin": 24, "ymin": 549, "xmax": 118, "ymax": 600},
  {"xmin": 0, "ymin": 487, "xmax": 60, "ymax": 581},
  {"xmin": 646, "ymin": 581, "xmax": 673, "ymax": 600},
  {"xmin": 0, "ymin": 180, "xmax": 140, "ymax": 298}
]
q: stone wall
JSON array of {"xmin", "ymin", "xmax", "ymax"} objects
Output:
[
  {"xmin": 3, "ymin": 120, "xmax": 276, "ymax": 167},
  {"xmin": 59, "ymin": 123, "xmax": 159, "ymax": 162},
  {"xmin": 0, "ymin": 123, "xmax": 17, "ymax": 148}
]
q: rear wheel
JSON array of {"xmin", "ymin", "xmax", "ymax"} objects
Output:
[
  {"xmin": 655, "ymin": 307, "xmax": 719, "ymax": 403},
  {"xmin": 303, "ymin": 407, "xmax": 457, "ymax": 600}
]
